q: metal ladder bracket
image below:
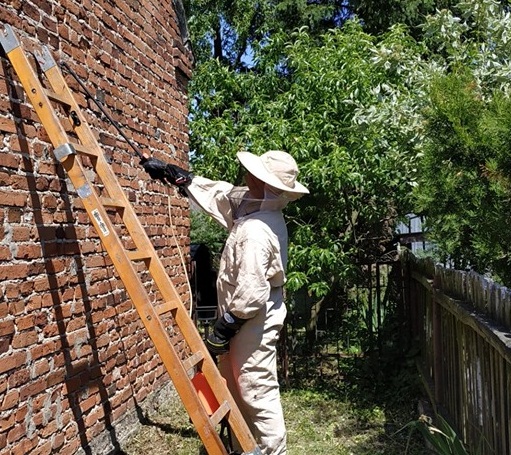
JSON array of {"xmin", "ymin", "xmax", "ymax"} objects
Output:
[
  {"xmin": 0, "ymin": 23, "xmax": 20, "ymax": 54},
  {"xmin": 54, "ymin": 142, "xmax": 77, "ymax": 162},
  {"xmin": 34, "ymin": 46, "xmax": 57, "ymax": 72}
]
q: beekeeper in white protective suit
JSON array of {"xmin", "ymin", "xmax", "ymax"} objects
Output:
[{"xmin": 142, "ymin": 150, "xmax": 309, "ymax": 455}]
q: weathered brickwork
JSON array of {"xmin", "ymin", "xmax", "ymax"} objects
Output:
[{"xmin": 0, "ymin": 1, "xmax": 193, "ymax": 453}]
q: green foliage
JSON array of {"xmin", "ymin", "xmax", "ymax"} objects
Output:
[
  {"xmin": 350, "ymin": 0, "xmax": 444, "ymax": 37},
  {"xmin": 415, "ymin": 0, "xmax": 511, "ymax": 284},
  {"xmin": 189, "ymin": 21, "xmax": 434, "ymax": 299},
  {"xmin": 186, "ymin": 0, "xmax": 511, "ymax": 306},
  {"xmin": 184, "ymin": 0, "xmax": 350, "ymax": 68},
  {"xmin": 401, "ymin": 414, "xmax": 468, "ymax": 455}
]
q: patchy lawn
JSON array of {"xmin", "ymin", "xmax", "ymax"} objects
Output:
[{"xmin": 122, "ymin": 355, "xmax": 429, "ymax": 455}]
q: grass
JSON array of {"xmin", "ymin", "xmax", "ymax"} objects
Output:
[{"xmin": 122, "ymin": 353, "xmax": 430, "ymax": 455}]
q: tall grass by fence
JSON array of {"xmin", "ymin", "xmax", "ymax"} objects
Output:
[{"xmin": 403, "ymin": 250, "xmax": 511, "ymax": 455}]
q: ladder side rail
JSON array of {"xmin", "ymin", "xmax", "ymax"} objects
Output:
[
  {"xmin": 40, "ymin": 58, "xmax": 239, "ymax": 382},
  {"xmin": 40, "ymin": 51, "xmax": 260, "ymax": 452},
  {"xmin": 39, "ymin": 53, "xmax": 184, "ymax": 310},
  {"xmin": 173, "ymin": 306, "xmax": 261, "ymax": 449},
  {"xmin": 2, "ymin": 38, "xmax": 231, "ymax": 455},
  {"xmin": 1, "ymin": 28, "xmax": 261, "ymax": 454}
]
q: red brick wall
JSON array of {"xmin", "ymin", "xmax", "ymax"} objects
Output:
[{"xmin": 0, "ymin": 1, "xmax": 193, "ymax": 454}]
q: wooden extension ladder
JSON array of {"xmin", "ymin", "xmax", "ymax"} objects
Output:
[{"xmin": 0, "ymin": 24, "xmax": 261, "ymax": 455}]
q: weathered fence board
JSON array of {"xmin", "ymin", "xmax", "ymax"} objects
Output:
[{"xmin": 403, "ymin": 251, "xmax": 511, "ymax": 454}]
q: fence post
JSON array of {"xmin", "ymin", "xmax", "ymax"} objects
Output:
[
  {"xmin": 401, "ymin": 251, "xmax": 416, "ymax": 344},
  {"xmin": 432, "ymin": 271, "xmax": 444, "ymax": 405}
]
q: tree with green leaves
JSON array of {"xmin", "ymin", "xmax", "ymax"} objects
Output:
[
  {"xmin": 184, "ymin": 0, "xmax": 351, "ymax": 69},
  {"xmin": 415, "ymin": 0, "xmax": 511, "ymax": 285},
  {"xmin": 349, "ymin": 0, "xmax": 457, "ymax": 37},
  {"xmin": 187, "ymin": 0, "xmax": 511, "ymax": 302},
  {"xmin": 184, "ymin": 0, "xmax": 476, "ymax": 70},
  {"xmin": 187, "ymin": 20, "xmax": 436, "ymax": 301}
]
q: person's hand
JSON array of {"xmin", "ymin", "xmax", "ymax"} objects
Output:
[
  {"xmin": 165, "ymin": 163, "xmax": 193, "ymax": 186},
  {"xmin": 205, "ymin": 312, "xmax": 247, "ymax": 357},
  {"xmin": 206, "ymin": 332, "xmax": 230, "ymax": 356},
  {"xmin": 141, "ymin": 157, "xmax": 193, "ymax": 186},
  {"xmin": 141, "ymin": 157, "xmax": 168, "ymax": 182}
]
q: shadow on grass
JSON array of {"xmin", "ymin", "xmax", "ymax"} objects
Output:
[
  {"xmin": 139, "ymin": 415, "xmax": 198, "ymax": 439},
  {"xmin": 134, "ymin": 404, "xmax": 198, "ymax": 439}
]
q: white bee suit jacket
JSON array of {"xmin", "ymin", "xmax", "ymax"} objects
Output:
[{"xmin": 186, "ymin": 176, "xmax": 289, "ymax": 455}]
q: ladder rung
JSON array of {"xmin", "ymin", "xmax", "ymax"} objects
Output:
[
  {"xmin": 154, "ymin": 300, "xmax": 178, "ymax": 315},
  {"xmin": 72, "ymin": 142, "xmax": 99, "ymax": 157},
  {"xmin": 210, "ymin": 401, "xmax": 230, "ymax": 427},
  {"xmin": 126, "ymin": 250, "xmax": 151, "ymax": 261},
  {"xmin": 43, "ymin": 88, "xmax": 72, "ymax": 106},
  {"xmin": 183, "ymin": 351, "xmax": 204, "ymax": 373},
  {"xmin": 100, "ymin": 196, "xmax": 126, "ymax": 209}
]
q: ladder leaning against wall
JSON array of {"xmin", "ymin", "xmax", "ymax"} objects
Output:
[{"xmin": 0, "ymin": 24, "xmax": 261, "ymax": 455}]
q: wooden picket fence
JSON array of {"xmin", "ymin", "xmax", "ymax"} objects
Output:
[{"xmin": 402, "ymin": 250, "xmax": 511, "ymax": 455}]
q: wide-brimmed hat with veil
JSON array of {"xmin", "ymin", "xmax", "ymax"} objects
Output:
[{"xmin": 237, "ymin": 150, "xmax": 309, "ymax": 195}]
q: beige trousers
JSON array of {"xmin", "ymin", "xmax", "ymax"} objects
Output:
[{"xmin": 218, "ymin": 292, "xmax": 287, "ymax": 455}]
